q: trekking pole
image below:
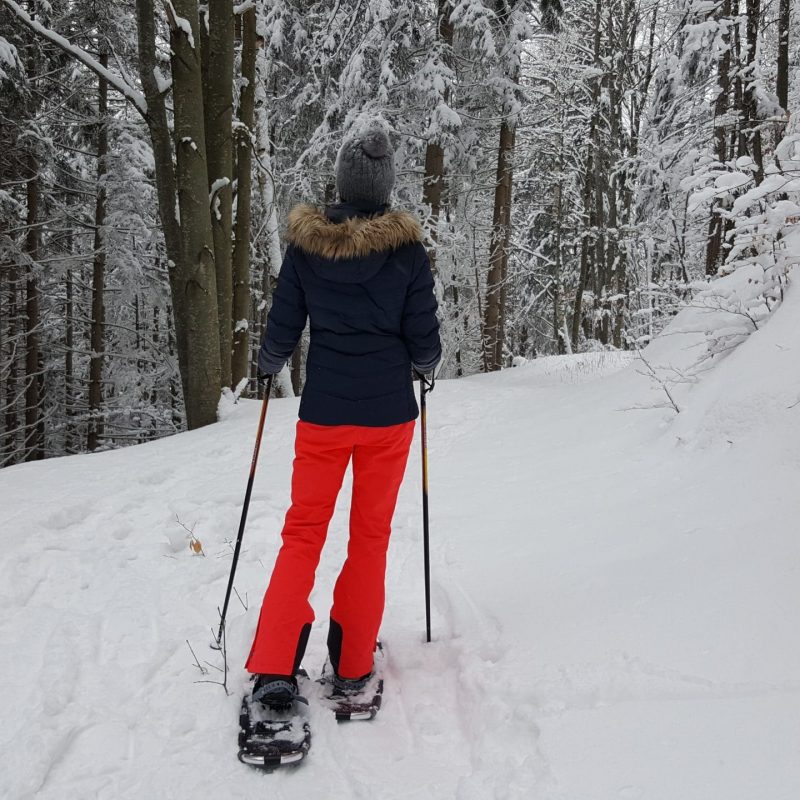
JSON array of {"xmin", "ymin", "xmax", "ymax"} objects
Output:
[
  {"xmin": 212, "ymin": 375, "xmax": 273, "ymax": 650},
  {"xmin": 419, "ymin": 373, "xmax": 433, "ymax": 643}
]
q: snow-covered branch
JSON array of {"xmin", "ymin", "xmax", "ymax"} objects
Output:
[
  {"xmin": 164, "ymin": 0, "xmax": 196, "ymax": 49},
  {"xmin": 0, "ymin": 34, "xmax": 22, "ymax": 79},
  {"xmin": 1, "ymin": 0, "xmax": 148, "ymax": 117}
]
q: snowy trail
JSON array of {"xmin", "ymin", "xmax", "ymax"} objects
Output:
[{"xmin": 2, "ymin": 278, "xmax": 800, "ymax": 798}]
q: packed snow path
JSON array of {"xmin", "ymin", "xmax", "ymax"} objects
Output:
[{"xmin": 2, "ymin": 273, "xmax": 800, "ymax": 799}]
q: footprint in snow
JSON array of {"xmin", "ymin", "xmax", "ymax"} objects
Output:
[
  {"xmin": 138, "ymin": 469, "xmax": 171, "ymax": 487},
  {"xmin": 44, "ymin": 505, "xmax": 91, "ymax": 531},
  {"xmin": 111, "ymin": 523, "xmax": 133, "ymax": 541},
  {"xmin": 39, "ymin": 622, "xmax": 81, "ymax": 715}
]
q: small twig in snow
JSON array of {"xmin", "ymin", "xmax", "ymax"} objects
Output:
[
  {"xmin": 175, "ymin": 514, "xmax": 205, "ymax": 555},
  {"xmin": 187, "ymin": 639, "xmax": 209, "ymax": 675},
  {"xmin": 634, "ymin": 350, "xmax": 681, "ymax": 414}
]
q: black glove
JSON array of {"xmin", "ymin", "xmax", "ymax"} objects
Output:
[{"xmin": 257, "ymin": 350, "xmax": 285, "ymax": 383}]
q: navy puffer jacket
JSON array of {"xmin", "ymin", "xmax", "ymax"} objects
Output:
[{"xmin": 258, "ymin": 204, "xmax": 441, "ymax": 427}]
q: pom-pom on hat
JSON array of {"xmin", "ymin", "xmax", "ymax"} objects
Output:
[{"xmin": 335, "ymin": 123, "xmax": 396, "ymax": 207}]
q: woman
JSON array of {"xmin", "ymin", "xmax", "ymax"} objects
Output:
[{"xmin": 246, "ymin": 123, "xmax": 441, "ymax": 709}]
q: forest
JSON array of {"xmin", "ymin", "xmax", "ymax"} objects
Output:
[{"xmin": 1, "ymin": 0, "xmax": 796, "ymax": 465}]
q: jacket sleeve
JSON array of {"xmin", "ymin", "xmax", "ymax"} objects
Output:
[
  {"xmin": 401, "ymin": 244, "xmax": 441, "ymax": 374},
  {"xmin": 258, "ymin": 247, "xmax": 307, "ymax": 376}
]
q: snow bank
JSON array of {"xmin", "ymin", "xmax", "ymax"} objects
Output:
[{"xmin": 667, "ymin": 269, "xmax": 800, "ymax": 449}]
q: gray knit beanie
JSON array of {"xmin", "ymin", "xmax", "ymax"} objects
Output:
[{"xmin": 335, "ymin": 124, "xmax": 396, "ymax": 207}]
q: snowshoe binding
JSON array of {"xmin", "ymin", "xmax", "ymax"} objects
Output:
[
  {"xmin": 238, "ymin": 671, "xmax": 311, "ymax": 770},
  {"xmin": 319, "ymin": 641, "xmax": 385, "ymax": 722}
]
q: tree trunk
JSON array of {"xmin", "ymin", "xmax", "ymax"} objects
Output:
[
  {"xmin": 743, "ymin": 0, "xmax": 763, "ymax": 184},
  {"xmin": 24, "ymin": 171, "xmax": 43, "ymax": 460},
  {"xmin": 88, "ymin": 56, "xmax": 108, "ymax": 452},
  {"xmin": 715, "ymin": 0, "xmax": 732, "ymax": 163},
  {"xmin": 167, "ymin": 0, "xmax": 222, "ymax": 428},
  {"xmin": 482, "ymin": 0, "xmax": 527, "ymax": 371},
  {"xmin": 572, "ymin": 159, "xmax": 594, "ymax": 349},
  {"xmin": 231, "ymin": 6, "xmax": 257, "ymax": 389},
  {"xmin": 135, "ymin": 0, "xmax": 187, "ymax": 396},
  {"xmin": 572, "ymin": 0, "xmax": 602, "ymax": 346},
  {"xmin": 205, "ymin": 0, "xmax": 235, "ymax": 389},
  {"xmin": 607, "ymin": 8, "xmax": 628, "ymax": 349},
  {"xmin": 423, "ymin": 142, "xmax": 444, "ymax": 272},
  {"xmin": 483, "ymin": 117, "xmax": 515, "ymax": 371},
  {"xmin": 64, "ymin": 263, "xmax": 74, "ymax": 452},
  {"xmin": 552, "ymin": 124, "xmax": 568, "ymax": 354},
  {"xmin": 3, "ymin": 265, "xmax": 19, "ymax": 465},
  {"xmin": 135, "ymin": 0, "xmax": 222, "ymax": 430},
  {"xmin": 421, "ymin": 0, "xmax": 454, "ymax": 273},
  {"xmin": 705, "ymin": 0, "xmax": 732, "ymax": 276},
  {"xmin": 255, "ymin": 52, "xmax": 283, "ymax": 297},
  {"xmin": 594, "ymin": 145, "xmax": 607, "ymax": 343},
  {"xmin": 166, "ymin": 304, "xmax": 182, "ymax": 428},
  {"xmin": 733, "ymin": 8, "xmax": 746, "ymax": 158},
  {"xmin": 777, "ymin": 0, "xmax": 789, "ymax": 113}
]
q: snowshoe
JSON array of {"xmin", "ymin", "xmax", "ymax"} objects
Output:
[
  {"xmin": 319, "ymin": 641, "xmax": 385, "ymax": 721},
  {"xmin": 237, "ymin": 671, "xmax": 311, "ymax": 770}
]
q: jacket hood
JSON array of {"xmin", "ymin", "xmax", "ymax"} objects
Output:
[
  {"xmin": 287, "ymin": 204, "xmax": 421, "ymax": 259},
  {"xmin": 286, "ymin": 204, "xmax": 422, "ymax": 284}
]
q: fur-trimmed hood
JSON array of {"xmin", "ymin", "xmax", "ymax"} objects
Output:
[{"xmin": 287, "ymin": 204, "xmax": 422, "ymax": 261}]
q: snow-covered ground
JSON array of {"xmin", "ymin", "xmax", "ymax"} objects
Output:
[{"xmin": 2, "ymin": 271, "xmax": 799, "ymax": 800}]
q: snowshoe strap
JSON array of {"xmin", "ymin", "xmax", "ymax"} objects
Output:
[
  {"xmin": 252, "ymin": 678, "xmax": 309, "ymax": 706},
  {"xmin": 333, "ymin": 672, "xmax": 372, "ymax": 694}
]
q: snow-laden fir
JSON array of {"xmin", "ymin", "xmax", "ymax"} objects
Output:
[{"xmin": 1, "ymin": 269, "xmax": 799, "ymax": 799}]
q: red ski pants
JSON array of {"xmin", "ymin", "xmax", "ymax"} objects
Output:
[{"xmin": 245, "ymin": 419, "xmax": 414, "ymax": 679}]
